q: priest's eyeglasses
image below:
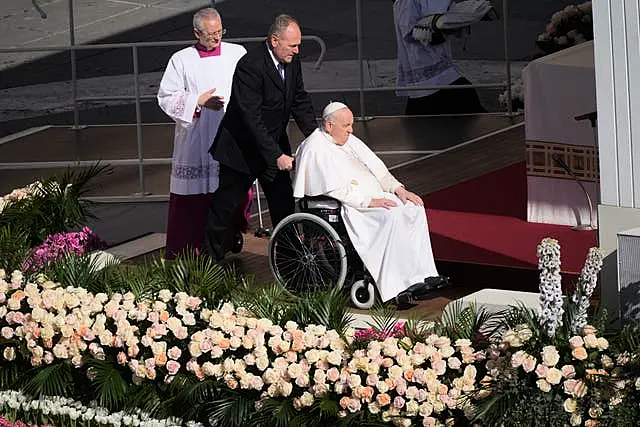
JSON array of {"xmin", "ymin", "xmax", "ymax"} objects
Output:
[{"xmin": 197, "ymin": 28, "xmax": 226, "ymax": 38}]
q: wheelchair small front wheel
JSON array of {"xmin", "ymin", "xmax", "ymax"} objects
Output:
[{"xmin": 350, "ymin": 279, "xmax": 376, "ymax": 310}]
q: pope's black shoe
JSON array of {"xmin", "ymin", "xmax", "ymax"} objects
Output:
[
  {"xmin": 405, "ymin": 275, "xmax": 450, "ymax": 301},
  {"xmin": 393, "ymin": 291, "xmax": 418, "ymax": 310}
]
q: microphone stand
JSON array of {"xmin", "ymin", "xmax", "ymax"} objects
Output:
[
  {"xmin": 575, "ymin": 111, "xmax": 600, "ymax": 231},
  {"xmin": 551, "ymin": 153, "xmax": 595, "ymax": 231}
]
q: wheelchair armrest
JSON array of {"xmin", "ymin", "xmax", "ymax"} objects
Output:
[{"xmin": 298, "ymin": 195, "xmax": 342, "ymax": 211}]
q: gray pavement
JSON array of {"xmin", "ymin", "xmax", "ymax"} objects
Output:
[{"xmin": 0, "ymin": 0, "xmax": 572, "ymax": 135}]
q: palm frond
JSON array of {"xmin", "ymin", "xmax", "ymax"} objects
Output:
[
  {"xmin": 152, "ymin": 252, "xmax": 236, "ymax": 305},
  {"xmin": 21, "ymin": 361, "xmax": 73, "ymax": 398},
  {"xmin": 110, "ymin": 261, "xmax": 160, "ymax": 300},
  {"xmin": 0, "ymin": 224, "xmax": 30, "ymax": 273},
  {"xmin": 614, "ymin": 322, "xmax": 640, "ymax": 354},
  {"xmin": 1, "ymin": 163, "xmax": 110, "ymax": 245},
  {"xmin": 83, "ymin": 358, "xmax": 129, "ymax": 410},
  {"xmin": 247, "ymin": 398, "xmax": 297, "ymax": 427},
  {"xmin": 166, "ymin": 374, "xmax": 219, "ymax": 420},
  {"xmin": 0, "ymin": 360, "xmax": 21, "ymax": 390},
  {"xmin": 366, "ymin": 300, "xmax": 400, "ymax": 335},
  {"xmin": 204, "ymin": 389, "xmax": 256, "ymax": 427},
  {"xmin": 437, "ymin": 300, "xmax": 496, "ymax": 342},
  {"xmin": 403, "ymin": 312, "xmax": 437, "ymax": 343},
  {"xmin": 46, "ymin": 252, "xmax": 107, "ymax": 291},
  {"xmin": 238, "ymin": 281, "xmax": 296, "ymax": 325},
  {"xmin": 123, "ymin": 383, "xmax": 164, "ymax": 418},
  {"xmin": 292, "ymin": 288, "xmax": 353, "ymax": 335}
]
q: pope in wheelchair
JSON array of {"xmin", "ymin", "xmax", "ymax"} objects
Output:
[{"xmin": 267, "ymin": 101, "xmax": 447, "ymax": 309}]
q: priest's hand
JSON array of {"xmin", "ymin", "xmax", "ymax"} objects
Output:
[
  {"xmin": 198, "ymin": 88, "xmax": 224, "ymax": 110},
  {"xmin": 369, "ymin": 198, "xmax": 398, "ymax": 209},
  {"xmin": 396, "ymin": 187, "xmax": 424, "ymax": 206},
  {"xmin": 276, "ymin": 154, "xmax": 295, "ymax": 171}
]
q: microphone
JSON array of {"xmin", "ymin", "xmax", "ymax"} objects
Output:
[
  {"xmin": 574, "ymin": 111, "xmax": 597, "ymax": 128},
  {"xmin": 551, "ymin": 153, "xmax": 595, "ymax": 231}
]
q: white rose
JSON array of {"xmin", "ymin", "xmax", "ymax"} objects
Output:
[
  {"xmin": 563, "ymin": 398, "xmax": 577, "ymax": 413},
  {"xmin": 583, "ymin": 334, "xmax": 598, "ymax": 349},
  {"xmin": 537, "ymin": 379, "xmax": 552, "ymax": 392},
  {"xmin": 541, "ymin": 346, "xmax": 560, "ymax": 367},
  {"xmin": 596, "ymin": 337, "xmax": 609, "ymax": 350},
  {"xmin": 300, "ymin": 391, "xmax": 314, "ymax": 407},
  {"xmin": 546, "ymin": 367, "xmax": 563, "ymax": 385},
  {"xmin": 3, "ymin": 347, "xmax": 16, "ymax": 361}
]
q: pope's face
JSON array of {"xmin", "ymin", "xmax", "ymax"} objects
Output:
[
  {"xmin": 194, "ymin": 18, "xmax": 224, "ymax": 50},
  {"xmin": 327, "ymin": 109, "xmax": 354, "ymax": 146},
  {"xmin": 269, "ymin": 23, "xmax": 301, "ymax": 64}
]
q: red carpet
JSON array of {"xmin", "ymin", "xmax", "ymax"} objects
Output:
[
  {"xmin": 426, "ymin": 208, "xmax": 597, "ymax": 274},
  {"xmin": 421, "ymin": 161, "xmax": 597, "ymax": 287}
]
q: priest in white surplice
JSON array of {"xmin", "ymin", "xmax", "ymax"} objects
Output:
[
  {"xmin": 158, "ymin": 8, "xmax": 248, "ymax": 259},
  {"xmin": 293, "ymin": 102, "xmax": 441, "ymax": 302}
]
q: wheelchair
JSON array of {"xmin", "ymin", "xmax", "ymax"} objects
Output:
[{"xmin": 267, "ymin": 196, "xmax": 377, "ymax": 309}]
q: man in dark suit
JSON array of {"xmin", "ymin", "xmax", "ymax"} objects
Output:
[{"xmin": 205, "ymin": 14, "xmax": 317, "ymax": 262}]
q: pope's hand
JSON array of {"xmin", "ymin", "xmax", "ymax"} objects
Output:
[
  {"xmin": 396, "ymin": 187, "xmax": 424, "ymax": 206},
  {"xmin": 369, "ymin": 198, "xmax": 398, "ymax": 209},
  {"xmin": 276, "ymin": 154, "xmax": 295, "ymax": 171}
]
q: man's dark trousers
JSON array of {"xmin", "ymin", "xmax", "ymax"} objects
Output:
[{"xmin": 205, "ymin": 164, "xmax": 295, "ymax": 262}]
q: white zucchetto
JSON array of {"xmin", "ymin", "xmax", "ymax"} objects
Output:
[{"xmin": 321, "ymin": 101, "xmax": 349, "ymax": 119}]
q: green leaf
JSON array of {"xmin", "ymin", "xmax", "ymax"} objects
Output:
[
  {"xmin": 83, "ymin": 358, "xmax": 129, "ymax": 410},
  {"xmin": 204, "ymin": 389, "xmax": 256, "ymax": 427},
  {"xmin": 21, "ymin": 362, "xmax": 73, "ymax": 398}
]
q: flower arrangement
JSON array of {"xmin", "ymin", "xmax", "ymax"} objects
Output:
[
  {"xmin": 0, "ymin": 183, "xmax": 40, "ymax": 215},
  {"xmin": 0, "ymin": 268, "xmax": 488, "ymax": 426},
  {"xmin": 0, "ymin": 416, "xmax": 50, "ymax": 427},
  {"xmin": 498, "ymin": 77, "xmax": 525, "ymax": 112},
  {"xmin": 21, "ymin": 227, "xmax": 106, "ymax": 271},
  {"xmin": 536, "ymin": 2, "xmax": 593, "ymax": 55},
  {"xmin": 0, "ymin": 390, "xmax": 201, "ymax": 427}
]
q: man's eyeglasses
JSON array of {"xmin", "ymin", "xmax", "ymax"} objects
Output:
[{"xmin": 196, "ymin": 28, "xmax": 226, "ymax": 38}]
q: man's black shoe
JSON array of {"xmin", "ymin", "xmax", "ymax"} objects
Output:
[{"xmin": 231, "ymin": 232, "xmax": 243, "ymax": 254}]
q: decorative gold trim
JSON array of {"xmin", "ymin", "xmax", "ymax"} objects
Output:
[{"xmin": 526, "ymin": 141, "xmax": 599, "ymax": 181}]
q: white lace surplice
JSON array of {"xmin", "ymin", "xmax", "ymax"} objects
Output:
[{"xmin": 157, "ymin": 42, "xmax": 246, "ymax": 195}]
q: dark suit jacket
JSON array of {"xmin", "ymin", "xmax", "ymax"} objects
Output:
[{"xmin": 210, "ymin": 43, "xmax": 317, "ymax": 181}]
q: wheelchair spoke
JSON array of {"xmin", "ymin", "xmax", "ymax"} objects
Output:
[{"xmin": 270, "ymin": 215, "xmax": 346, "ymax": 293}]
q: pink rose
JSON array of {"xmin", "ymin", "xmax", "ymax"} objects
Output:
[
  {"xmin": 327, "ymin": 367, "xmax": 340, "ymax": 382},
  {"xmin": 166, "ymin": 360, "xmax": 181, "ymax": 375},
  {"xmin": 393, "ymin": 396, "xmax": 406, "ymax": 409},
  {"xmin": 168, "ymin": 346, "xmax": 182, "ymax": 360},
  {"xmin": 117, "ymin": 352, "xmax": 128, "ymax": 365},
  {"xmin": 561, "ymin": 365, "xmax": 576, "ymax": 379}
]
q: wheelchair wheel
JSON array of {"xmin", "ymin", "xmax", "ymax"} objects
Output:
[
  {"xmin": 269, "ymin": 213, "xmax": 347, "ymax": 293},
  {"xmin": 350, "ymin": 279, "xmax": 376, "ymax": 310}
]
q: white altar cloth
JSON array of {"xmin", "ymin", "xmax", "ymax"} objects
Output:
[
  {"xmin": 524, "ymin": 41, "xmax": 596, "ymax": 148},
  {"xmin": 523, "ymin": 41, "xmax": 599, "ymax": 226}
]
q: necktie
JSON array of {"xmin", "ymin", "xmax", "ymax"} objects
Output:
[{"xmin": 277, "ymin": 63, "xmax": 285, "ymax": 82}]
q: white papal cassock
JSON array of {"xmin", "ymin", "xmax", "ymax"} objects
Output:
[
  {"xmin": 293, "ymin": 129, "xmax": 439, "ymax": 302},
  {"xmin": 157, "ymin": 42, "xmax": 246, "ymax": 195}
]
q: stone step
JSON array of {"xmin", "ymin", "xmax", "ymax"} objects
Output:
[{"xmin": 106, "ymin": 232, "xmax": 166, "ymax": 261}]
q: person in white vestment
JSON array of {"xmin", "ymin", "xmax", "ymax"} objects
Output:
[
  {"xmin": 293, "ymin": 102, "xmax": 444, "ymax": 303},
  {"xmin": 157, "ymin": 8, "xmax": 249, "ymax": 259},
  {"xmin": 393, "ymin": 0, "xmax": 485, "ymax": 115}
]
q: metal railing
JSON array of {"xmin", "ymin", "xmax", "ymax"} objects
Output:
[
  {"xmin": 0, "ymin": 35, "xmax": 327, "ymax": 195},
  {"xmin": 1, "ymin": 0, "xmax": 515, "ymax": 198}
]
